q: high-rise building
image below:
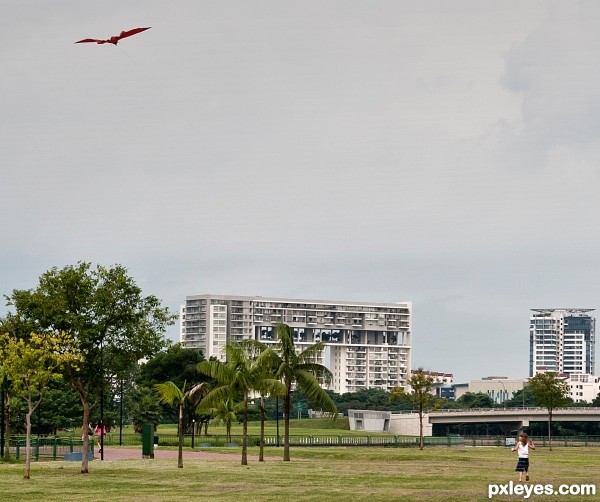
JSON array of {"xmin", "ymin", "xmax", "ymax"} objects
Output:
[
  {"xmin": 180, "ymin": 294, "xmax": 412, "ymax": 393},
  {"xmin": 529, "ymin": 308, "xmax": 595, "ymax": 377}
]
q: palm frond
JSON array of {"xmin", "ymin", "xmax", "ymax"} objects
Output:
[
  {"xmin": 196, "ymin": 385, "xmax": 234, "ymax": 413},
  {"xmin": 295, "ymin": 369, "xmax": 337, "ymax": 414},
  {"xmin": 154, "ymin": 381, "xmax": 183, "ymax": 405}
]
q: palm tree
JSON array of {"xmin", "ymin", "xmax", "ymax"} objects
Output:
[
  {"xmin": 253, "ymin": 363, "xmax": 286, "ymax": 461},
  {"xmin": 273, "ymin": 321, "xmax": 338, "ymax": 461},
  {"xmin": 197, "ymin": 341, "xmax": 283, "ymax": 465},
  {"xmin": 154, "ymin": 380, "xmax": 207, "ymax": 468},
  {"xmin": 202, "ymin": 396, "xmax": 241, "ymax": 443}
]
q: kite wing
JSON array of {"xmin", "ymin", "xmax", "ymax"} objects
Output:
[
  {"xmin": 75, "ymin": 27, "xmax": 150, "ymax": 45},
  {"xmin": 117, "ymin": 27, "xmax": 151, "ymax": 40},
  {"xmin": 75, "ymin": 38, "xmax": 107, "ymax": 44}
]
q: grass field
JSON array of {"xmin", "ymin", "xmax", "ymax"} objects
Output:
[{"xmin": 1, "ymin": 444, "xmax": 598, "ymax": 501}]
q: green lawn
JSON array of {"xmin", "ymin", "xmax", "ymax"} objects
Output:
[
  {"xmin": 156, "ymin": 418, "xmax": 359, "ymax": 436},
  {"xmin": 1, "ymin": 445, "xmax": 598, "ymax": 501}
]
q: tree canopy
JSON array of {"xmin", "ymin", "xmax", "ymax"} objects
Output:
[
  {"xmin": 528, "ymin": 372, "xmax": 569, "ymax": 450},
  {"xmin": 4, "ymin": 262, "xmax": 175, "ymax": 473},
  {"xmin": 390, "ymin": 368, "xmax": 435, "ymax": 449}
]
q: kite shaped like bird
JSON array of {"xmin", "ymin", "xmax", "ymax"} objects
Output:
[{"xmin": 76, "ymin": 27, "xmax": 151, "ymax": 45}]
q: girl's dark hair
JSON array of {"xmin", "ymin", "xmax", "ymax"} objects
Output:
[{"xmin": 519, "ymin": 432, "xmax": 529, "ymax": 444}]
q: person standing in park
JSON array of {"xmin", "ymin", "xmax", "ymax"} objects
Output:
[
  {"xmin": 95, "ymin": 421, "xmax": 107, "ymax": 453},
  {"xmin": 81, "ymin": 423, "xmax": 93, "ymax": 441},
  {"xmin": 512, "ymin": 432, "xmax": 536, "ymax": 482}
]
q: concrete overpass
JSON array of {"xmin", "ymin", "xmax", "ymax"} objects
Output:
[{"xmin": 428, "ymin": 407, "xmax": 600, "ymax": 432}]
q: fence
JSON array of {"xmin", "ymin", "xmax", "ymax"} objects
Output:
[
  {"xmin": 462, "ymin": 435, "xmax": 600, "ymax": 447},
  {"xmin": 8, "ymin": 434, "xmax": 600, "ymax": 460},
  {"xmin": 9, "ymin": 436, "xmax": 94, "ymax": 461}
]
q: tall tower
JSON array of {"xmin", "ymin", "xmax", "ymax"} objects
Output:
[{"xmin": 529, "ymin": 308, "xmax": 595, "ymax": 377}]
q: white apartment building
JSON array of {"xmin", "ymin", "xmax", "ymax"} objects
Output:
[
  {"xmin": 568, "ymin": 373, "xmax": 600, "ymax": 403},
  {"xmin": 180, "ymin": 294, "xmax": 412, "ymax": 394},
  {"xmin": 529, "ymin": 308, "xmax": 595, "ymax": 377}
]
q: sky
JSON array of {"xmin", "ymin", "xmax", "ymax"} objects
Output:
[{"xmin": 2, "ymin": 1, "xmax": 599, "ymax": 383}]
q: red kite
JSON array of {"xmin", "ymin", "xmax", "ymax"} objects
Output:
[{"xmin": 75, "ymin": 27, "xmax": 151, "ymax": 45}]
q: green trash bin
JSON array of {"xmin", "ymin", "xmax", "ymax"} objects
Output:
[{"xmin": 142, "ymin": 423, "xmax": 154, "ymax": 459}]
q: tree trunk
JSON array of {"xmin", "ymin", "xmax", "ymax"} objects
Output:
[
  {"xmin": 283, "ymin": 383, "xmax": 291, "ymax": 461},
  {"xmin": 419, "ymin": 405, "xmax": 424, "ymax": 450},
  {"xmin": 24, "ymin": 407, "xmax": 32, "ymax": 479},
  {"xmin": 2, "ymin": 386, "xmax": 10, "ymax": 460},
  {"xmin": 241, "ymin": 391, "xmax": 248, "ymax": 466},
  {"xmin": 81, "ymin": 400, "xmax": 91, "ymax": 474},
  {"xmin": 548, "ymin": 410, "xmax": 553, "ymax": 451},
  {"xmin": 259, "ymin": 395, "xmax": 265, "ymax": 462},
  {"xmin": 177, "ymin": 404, "xmax": 184, "ymax": 468}
]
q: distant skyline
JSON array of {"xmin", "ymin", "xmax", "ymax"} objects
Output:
[{"xmin": 2, "ymin": 1, "xmax": 600, "ymax": 383}]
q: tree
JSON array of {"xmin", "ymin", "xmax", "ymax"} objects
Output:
[
  {"xmin": 136, "ymin": 344, "xmax": 206, "ymax": 426},
  {"xmin": 197, "ymin": 341, "xmax": 283, "ymax": 465},
  {"xmin": 454, "ymin": 392, "xmax": 496, "ymax": 409},
  {"xmin": 154, "ymin": 381, "xmax": 207, "ymax": 468},
  {"xmin": 503, "ymin": 386, "xmax": 536, "ymax": 409},
  {"xmin": 201, "ymin": 396, "xmax": 242, "ymax": 443},
  {"xmin": 5, "ymin": 262, "xmax": 174, "ymax": 473},
  {"xmin": 272, "ymin": 322, "xmax": 337, "ymax": 461},
  {"xmin": 390, "ymin": 368, "xmax": 435, "ymax": 450},
  {"xmin": 126, "ymin": 386, "xmax": 163, "ymax": 433},
  {"xmin": 245, "ymin": 342, "xmax": 286, "ymax": 462},
  {"xmin": 528, "ymin": 372, "xmax": 569, "ymax": 450},
  {"xmin": 0, "ymin": 332, "xmax": 81, "ymax": 478}
]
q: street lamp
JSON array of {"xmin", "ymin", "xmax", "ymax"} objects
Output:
[
  {"xmin": 0, "ymin": 376, "xmax": 5, "ymax": 458},
  {"xmin": 495, "ymin": 379, "xmax": 507, "ymax": 409},
  {"xmin": 99, "ymin": 337, "xmax": 105, "ymax": 461},
  {"xmin": 276, "ymin": 396, "xmax": 280, "ymax": 447},
  {"xmin": 119, "ymin": 377, "xmax": 124, "ymax": 446},
  {"xmin": 191, "ymin": 419, "xmax": 195, "ymax": 449}
]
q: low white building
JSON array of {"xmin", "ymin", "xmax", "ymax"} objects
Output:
[
  {"xmin": 467, "ymin": 377, "xmax": 527, "ymax": 404},
  {"xmin": 568, "ymin": 374, "xmax": 600, "ymax": 403},
  {"xmin": 347, "ymin": 409, "xmax": 432, "ymax": 436}
]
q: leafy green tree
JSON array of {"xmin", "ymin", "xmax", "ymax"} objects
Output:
[
  {"xmin": 0, "ymin": 332, "xmax": 81, "ymax": 478},
  {"xmin": 454, "ymin": 392, "xmax": 496, "ymax": 409},
  {"xmin": 126, "ymin": 386, "xmax": 163, "ymax": 433},
  {"xmin": 154, "ymin": 381, "xmax": 208, "ymax": 468},
  {"xmin": 137, "ymin": 344, "xmax": 206, "ymax": 426},
  {"xmin": 30, "ymin": 379, "xmax": 82, "ymax": 434},
  {"xmin": 528, "ymin": 372, "xmax": 569, "ymax": 450},
  {"xmin": 5, "ymin": 262, "xmax": 174, "ymax": 473},
  {"xmin": 592, "ymin": 392, "xmax": 600, "ymax": 407},
  {"xmin": 138, "ymin": 344, "xmax": 205, "ymax": 390},
  {"xmin": 197, "ymin": 341, "xmax": 283, "ymax": 465},
  {"xmin": 272, "ymin": 322, "xmax": 337, "ymax": 462},
  {"xmin": 503, "ymin": 386, "xmax": 536, "ymax": 409},
  {"xmin": 390, "ymin": 368, "xmax": 435, "ymax": 450},
  {"xmin": 330, "ymin": 388, "xmax": 414, "ymax": 414}
]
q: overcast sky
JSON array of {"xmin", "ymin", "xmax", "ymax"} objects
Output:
[{"xmin": 2, "ymin": 1, "xmax": 599, "ymax": 383}]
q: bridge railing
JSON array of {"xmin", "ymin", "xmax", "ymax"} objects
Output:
[
  {"xmin": 429, "ymin": 407, "xmax": 600, "ymax": 414},
  {"xmin": 462, "ymin": 435, "xmax": 600, "ymax": 447}
]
